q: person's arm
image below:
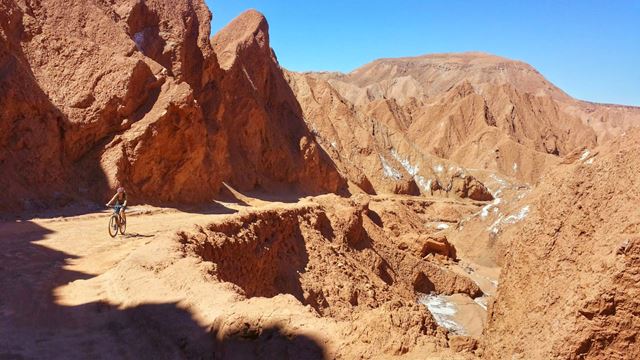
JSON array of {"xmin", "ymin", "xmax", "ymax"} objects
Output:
[{"xmin": 106, "ymin": 194, "xmax": 117, "ymax": 206}]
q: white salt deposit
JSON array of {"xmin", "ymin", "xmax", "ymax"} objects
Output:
[
  {"xmin": 419, "ymin": 294, "xmax": 466, "ymax": 335},
  {"xmin": 242, "ymin": 66, "xmax": 257, "ymax": 91},
  {"xmin": 380, "ymin": 156, "xmax": 402, "ymax": 180},
  {"xmin": 391, "ymin": 149, "xmax": 419, "ymax": 176},
  {"xmin": 487, "ymin": 205, "xmax": 530, "ymax": 234},
  {"xmin": 480, "ymin": 198, "xmax": 502, "ymax": 219},
  {"xmin": 415, "ymin": 175, "xmax": 432, "ymax": 192},
  {"xmin": 390, "ymin": 149, "xmax": 432, "ymax": 192},
  {"xmin": 580, "ymin": 149, "xmax": 591, "ymax": 161},
  {"xmin": 474, "ymin": 296, "xmax": 488, "ymax": 310},
  {"xmin": 503, "ymin": 205, "xmax": 530, "ymax": 224}
]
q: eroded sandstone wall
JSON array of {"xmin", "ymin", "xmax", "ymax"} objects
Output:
[
  {"xmin": 483, "ymin": 129, "xmax": 640, "ymax": 359},
  {"xmin": 0, "ymin": 1, "xmax": 344, "ymax": 212}
]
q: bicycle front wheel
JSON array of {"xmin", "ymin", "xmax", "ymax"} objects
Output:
[{"xmin": 108, "ymin": 215, "xmax": 118, "ymax": 237}]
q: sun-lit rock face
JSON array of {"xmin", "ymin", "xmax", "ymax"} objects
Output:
[
  {"xmin": 286, "ymin": 54, "xmax": 604, "ymax": 195},
  {"xmin": 0, "ymin": 2, "xmax": 344, "ymax": 212},
  {"xmin": 4, "ymin": 0, "xmax": 637, "ymax": 212}
]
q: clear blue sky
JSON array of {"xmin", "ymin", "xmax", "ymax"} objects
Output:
[{"xmin": 206, "ymin": 1, "xmax": 640, "ymax": 106}]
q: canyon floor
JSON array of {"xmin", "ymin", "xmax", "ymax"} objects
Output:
[{"xmin": 0, "ymin": 188, "xmax": 503, "ymax": 359}]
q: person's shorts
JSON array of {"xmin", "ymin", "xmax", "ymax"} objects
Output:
[{"xmin": 114, "ymin": 205, "xmax": 126, "ymax": 214}]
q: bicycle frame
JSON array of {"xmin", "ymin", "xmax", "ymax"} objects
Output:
[{"xmin": 108, "ymin": 205, "xmax": 126, "ymax": 237}]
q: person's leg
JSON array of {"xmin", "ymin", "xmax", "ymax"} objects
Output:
[
  {"xmin": 114, "ymin": 206, "xmax": 121, "ymax": 224},
  {"xmin": 121, "ymin": 207, "xmax": 126, "ymax": 223}
]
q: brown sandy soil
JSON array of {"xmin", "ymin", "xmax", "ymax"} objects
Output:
[{"xmin": 1, "ymin": 191, "xmax": 498, "ymax": 359}]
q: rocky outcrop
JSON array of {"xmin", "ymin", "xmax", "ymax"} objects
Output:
[
  {"xmin": 317, "ymin": 52, "xmax": 640, "ymax": 144},
  {"xmin": 206, "ymin": 10, "xmax": 345, "ymax": 195},
  {"xmin": 287, "ymin": 70, "xmax": 497, "ymax": 198},
  {"xmin": 2, "ymin": 0, "xmax": 638, "ymax": 212},
  {"xmin": 483, "ymin": 128, "xmax": 640, "ymax": 359},
  {"xmin": 180, "ymin": 194, "xmax": 483, "ymax": 334},
  {"xmin": 0, "ymin": 0, "xmax": 73, "ymax": 209},
  {"xmin": 419, "ymin": 235, "xmax": 457, "ymax": 259},
  {"xmin": 0, "ymin": 2, "xmax": 344, "ymax": 212}
]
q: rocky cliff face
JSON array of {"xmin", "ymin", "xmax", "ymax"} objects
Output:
[
  {"xmin": 0, "ymin": 1, "xmax": 344, "ymax": 212},
  {"xmin": 318, "ymin": 52, "xmax": 640, "ymax": 143},
  {"xmin": 207, "ymin": 10, "xmax": 344, "ymax": 195},
  {"xmin": 286, "ymin": 71, "xmax": 495, "ymax": 200},
  {"xmin": 483, "ymin": 128, "xmax": 640, "ymax": 359},
  {"xmin": 7, "ymin": 0, "xmax": 634, "ymax": 212}
]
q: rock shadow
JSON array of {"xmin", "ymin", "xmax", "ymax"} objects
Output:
[
  {"xmin": 211, "ymin": 324, "xmax": 326, "ymax": 360},
  {"xmin": 194, "ymin": 212, "xmax": 310, "ymax": 302},
  {"xmin": 0, "ymin": 220, "xmax": 327, "ymax": 359}
]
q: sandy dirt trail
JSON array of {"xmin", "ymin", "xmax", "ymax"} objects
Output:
[
  {"xmin": 0, "ymin": 204, "xmax": 246, "ymax": 359},
  {"xmin": 1, "ymin": 194, "xmax": 497, "ymax": 359}
]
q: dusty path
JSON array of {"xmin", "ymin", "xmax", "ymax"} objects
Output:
[
  {"xmin": 0, "ymin": 203, "xmax": 247, "ymax": 359},
  {"xmin": 1, "ymin": 194, "xmax": 497, "ymax": 359}
]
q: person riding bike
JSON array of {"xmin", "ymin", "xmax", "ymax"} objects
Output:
[{"xmin": 106, "ymin": 187, "xmax": 128, "ymax": 223}]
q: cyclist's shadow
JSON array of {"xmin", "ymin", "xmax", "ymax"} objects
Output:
[{"xmin": 120, "ymin": 232, "xmax": 154, "ymax": 239}]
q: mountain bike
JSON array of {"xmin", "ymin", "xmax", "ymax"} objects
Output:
[{"xmin": 108, "ymin": 205, "xmax": 127, "ymax": 237}]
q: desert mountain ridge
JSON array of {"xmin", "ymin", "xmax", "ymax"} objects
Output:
[
  {"xmin": 284, "ymin": 40, "xmax": 639, "ymax": 197},
  {"xmin": 301, "ymin": 50, "xmax": 639, "ymax": 110}
]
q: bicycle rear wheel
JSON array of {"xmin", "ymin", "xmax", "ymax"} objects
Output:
[
  {"xmin": 119, "ymin": 216, "xmax": 126, "ymax": 235},
  {"xmin": 108, "ymin": 215, "xmax": 118, "ymax": 237}
]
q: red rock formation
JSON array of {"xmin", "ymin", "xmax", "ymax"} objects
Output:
[
  {"xmin": 287, "ymin": 53, "xmax": 640, "ymax": 204},
  {"xmin": 286, "ymin": 53, "xmax": 615, "ymax": 194},
  {"xmin": 483, "ymin": 128, "xmax": 640, "ymax": 359},
  {"xmin": 322, "ymin": 52, "xmax": 640, "ymax": 143},
  {"xmin": 207, "ymin": 10, "xmax": 345, "ymax": 195},
  {"xmin": 1, "ymin": 0, "xmax": 70, "ymax": 209},
  {"xmin": 0, "ymin": 2, "xmax": 344, "ymax": 212},
  {"xmin": 181, "ymin": 194, "xmax": 482, "ymax": 321}
]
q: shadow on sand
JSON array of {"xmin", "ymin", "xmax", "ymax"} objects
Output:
[{"xmin": 0, "ymin": 220, "xmax": 327, "ymax": 359}]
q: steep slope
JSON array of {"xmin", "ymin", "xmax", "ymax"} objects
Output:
[
  {"xmin": 287, "ymin": 52, "xmax": 639, "ymax": 194},
  {"xmin": 207, "ymin": 10, "xmax": 344, "ymax": 194},
  {"xmin": 0, "ymin": 2, "xmax": 343, "ymax": 213},
  {"xmin": 287, "ymin": 71, "xmax": 495, "ymax": 200},
  {"xmin": 483, "ymin": 129, "xmax": 640, "ymax": 359},
  {"xmin": 333, "ymin": 52, "xmax": 571, "ymax": 103},
  {"xmin": 564, "ymin": 101, "xmax": 640, "ymax": 143},
  {"xmin": 0, "ymin": 0, "xmax": 69, "ymax": 209}
]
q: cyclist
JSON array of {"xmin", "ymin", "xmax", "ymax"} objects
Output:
[{"xmin": 106, "ymin": 186, "xmax": 128, "ymax": 223}]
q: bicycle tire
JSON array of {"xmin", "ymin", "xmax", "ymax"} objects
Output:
[
  {"xmin": 108, "ymin": 215, "xmax": 118, "ymax": 237},
  {"xmin": 119, "ymin": 216, "xmax": 126, "ymax": 235}
]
